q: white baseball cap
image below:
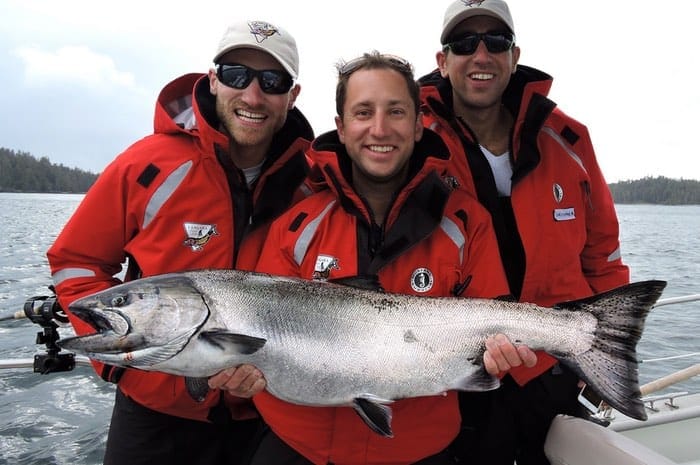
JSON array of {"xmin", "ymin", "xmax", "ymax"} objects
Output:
[
  {"xmin": 441, "ymin": 0, "xmax": 515, "ymax": 44},
  {"xmin": 213, "ymin": 20, "xmax": 299, "ymax": 79}
]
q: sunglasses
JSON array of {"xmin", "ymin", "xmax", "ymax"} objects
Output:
[
  {"xmin": 215, "ymin": 64, "xmax": 294, "ymax": 95},
  {"xmin": 444, "ymin": 32, "xmax": 515, "ymax": 55}
]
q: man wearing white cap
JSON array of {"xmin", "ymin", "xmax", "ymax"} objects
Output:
[
  {"xmin": 48, "ymin": 19, "xmax": 314, "ymax": 465},
  {"xmin": 419, "ymin": 0, "xmax": 629, "ymax": 464}
]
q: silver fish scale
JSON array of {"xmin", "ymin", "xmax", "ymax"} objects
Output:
[
  {"xmin": 189, "ymin": 271, "xmax": 597, "ymax": 405},
  {"xmin": 60, "ymin": 270, "xmax": 666, "ymax": 421}
]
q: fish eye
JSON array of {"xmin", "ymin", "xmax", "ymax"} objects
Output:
[{"xmin": 110, "ymin": 295, "xmax": 127, "ymax": 307}]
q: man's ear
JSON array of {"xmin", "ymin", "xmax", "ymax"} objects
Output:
[
  {"xmin": 208, "ymin": 68, "xmax": 219, "ymax": 95},
  {"xmin": 335, "ymin": 115, "xmax": 345, "ymax": 143},
  {"xmin": 436, "ymin": 51, "xmax": 449, "ymax": 78},
  {"xmin": 288, "ymin": 83, "xmax": 301, "ymax": 109},
  {"xmin": 511, "ymin": 46, "xmax": 521, "ymax": 74},
  {"xmin": 415, "ymin": 112, "xmax": 424, "ymax": 142}
]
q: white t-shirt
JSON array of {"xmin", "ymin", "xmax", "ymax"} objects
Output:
[
  {"xmin": 242, "ymin": 161, "xmax": 264, "ymax": 187},
  {"xmin": 481, "ymin": 145, "xmax": 513, "ymax": 197}
]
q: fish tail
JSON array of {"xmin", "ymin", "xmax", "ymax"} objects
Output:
[{"xmin": 557, "ymin": 280, "xmax": 667, "ymax": 420}]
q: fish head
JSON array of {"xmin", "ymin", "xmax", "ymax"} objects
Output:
[{"xmin": 58, "ymin": 273, "xmax": 210, "ymax": 369}]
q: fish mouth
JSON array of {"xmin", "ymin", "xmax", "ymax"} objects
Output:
[
  {"xmin": 58, "ymin": 330, "xmax": 147, "ymax": 354},
  {"xmin": 58, "ymin": 305, "xmax": 146, "ymax": 354},
  {"xmin": 70, "ymin": 305, "xmax": 131, "ymax": 336}
]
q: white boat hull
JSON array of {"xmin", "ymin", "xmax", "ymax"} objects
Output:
[{"xmin": 612, "ymin": 392, "xmax": 700, "ymax": 464}]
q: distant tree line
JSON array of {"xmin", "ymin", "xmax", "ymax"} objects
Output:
[
  {"xmin": 1, "ymin": 148, "xmax": 699, "ymax": 204},
  {"xmin": 0, "ymin": 148, "xmax": 98, "ymax": 193},
  {"xmin": 608, "ymin": 176, "xmax": 700, "ymax": 205}
]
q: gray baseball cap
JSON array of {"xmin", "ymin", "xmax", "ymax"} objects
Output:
[
  {"xmin": 213, "ymin": 20, "xmax": 298, "ymax": 79},
  {"xmin": 441, "ymin": 0, "xmax": 515, "ymax": 44}
]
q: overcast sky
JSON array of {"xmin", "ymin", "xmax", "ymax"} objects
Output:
[{"xmin": 1, "ymin": 0, "xmax": 697, "ymax": 182}]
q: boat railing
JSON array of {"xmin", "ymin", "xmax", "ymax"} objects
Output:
[{"xmin": 642, "ymin": 391, "xmax": 689, "ymax": 412}]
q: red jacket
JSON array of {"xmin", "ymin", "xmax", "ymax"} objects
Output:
[
  {"xmin": 47, "ymin": 73, "xmax": 314, "ymax": 421},
  {"xmin": 253, "ymin": 129, "xmax": 509, "ymax": 465},
  {"xmin": 419, "ymin": 65, "xmax": 630, "ymax": 383}
]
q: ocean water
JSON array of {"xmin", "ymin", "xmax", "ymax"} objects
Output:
[{"xmin": 0, "ymin": 193, "xmax": 698, "ymax": 464}]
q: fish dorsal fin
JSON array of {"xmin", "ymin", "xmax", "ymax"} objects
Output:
[
  {"xmin": 352, "ymin": 395, "xmax": 394, "ymax": 437},
  {"xmin": 185, "ymin": 377, "xmax": 210, "ymax": 402},
  {"xmin": 199, "ymin": 330, "xmax": 266, "ymax": 355},
  {"xmin": 330, "ymin": 275, "xmax": 384, "ymax": 292}
]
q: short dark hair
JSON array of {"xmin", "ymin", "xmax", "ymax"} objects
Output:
[{"xmin": 335, "ymin": 51, "xmax": 419, "ymax": 118}]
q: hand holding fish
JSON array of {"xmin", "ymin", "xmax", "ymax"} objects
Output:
[
  {"xmin": 483, "ymin": 334, "xmax": 538, "ymax": 375},
  {"xmin": 208, "ymin": 364, "xmax": 266, "ymax": 398}
]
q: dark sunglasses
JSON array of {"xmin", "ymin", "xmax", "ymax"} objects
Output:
[
  {"xmin": 444, "ymin": 32, "xmax": 515, "ymax": 55},
  {"xmin": 215, "ymin": 64, "xmax": 294, "ymax": 95}
]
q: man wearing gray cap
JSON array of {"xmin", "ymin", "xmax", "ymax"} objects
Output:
[
  {"xmin": 47, "ymin": 19, "xmax": 314, "ymax": 465},
  {"xmin": 418, "ymin": 0, "xmax": 629, "ymax": 464}
]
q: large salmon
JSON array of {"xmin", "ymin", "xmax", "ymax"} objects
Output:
[{"xmin": 58, "ymin": 269, "xmax": 665, "ymax": 436}]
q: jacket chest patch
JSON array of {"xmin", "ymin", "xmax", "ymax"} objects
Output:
[
  {"xmin": 182, "ymin": 222, "xmax": 219, "ymax": 251},
  {"xmin": 553, "ymin": 208, "xmax": 576, "ymax": 222},
  {"xmin": 313, "ymin": 254, "xmax": 340, "ymax": 280},
  {"xmin": 411, "ymin": 268, "xmax": 434, "ymax": 293},
  {"xmin": 552, "ymin": 183, "xmax": 564, "ymax": 203}
]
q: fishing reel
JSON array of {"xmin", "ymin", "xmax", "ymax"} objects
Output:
[{"xmin": 23, "ymin": 288, "xmax": 76, "ymax": 374}]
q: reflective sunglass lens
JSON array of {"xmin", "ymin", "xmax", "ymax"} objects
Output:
[
  {"xmin": 485, "ymin": 35, "xmax": 513, "ymax": 53},
  {"xmin": 217, "ymin": 65, "xmax": 292, "ymax": 94},
  {"xmin": 259, "ymin": 71, "xmax": 293, "ymax": 94},
  {"xmin": 450, "ymin": 36, "xmax": 480, "ymax": 55},
  {"xmin": 447, "ymin": 33, "xmax": 514, "ymax": 55}
]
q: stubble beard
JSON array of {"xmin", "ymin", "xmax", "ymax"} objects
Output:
[{"xmin": 216, "ymin": 99, "xmax": 279, "ymax": 148}]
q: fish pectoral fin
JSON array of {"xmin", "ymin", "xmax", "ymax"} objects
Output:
[
  {"xmin": 352, "ymin": 395, "xmax": 394, "ymax": 438},
  {"xmin": 451, "ymin": 367, "xmax": 501, "ymax": 392},
  {"xmin": 199, "ymin": 330, "xmax": 267, "ymax": 355},
  {"xmin": 185, "ymin": 377, "xmax": 210, "ymax": 402}
]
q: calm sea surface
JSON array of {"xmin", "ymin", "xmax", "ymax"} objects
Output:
[{"xmin": 1, "ymin": 193, "xmax": 699, "ymax": 464}]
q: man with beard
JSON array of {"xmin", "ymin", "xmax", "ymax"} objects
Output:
[{"xmin": 48, "ymin": 19, "xmax": 314, "ymax": 465}]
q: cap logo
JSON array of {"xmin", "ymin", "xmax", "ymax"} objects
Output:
[
  {"xmin": 463, "ymin": 0, "xmax": 486, "ymax": 6},
  {"xmin": 248, "ymin": 21, "xmax": 281, "ymax": 43}
]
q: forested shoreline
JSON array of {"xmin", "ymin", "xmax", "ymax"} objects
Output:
[
  {"xmin": 1, "ymin": 148, "xmax": 98, "ymax": 193},
  {"xmin": 1, "ymin": 147, "xmax": 699, "ymax": 204}
]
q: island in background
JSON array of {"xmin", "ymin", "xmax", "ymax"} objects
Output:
[{"xmin": 2, "ymin": 147, "xmax": 699, "ymax": 204}]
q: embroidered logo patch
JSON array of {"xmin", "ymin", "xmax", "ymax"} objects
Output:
[
  {"xmin": 313, "ymin": 254, "xmax": 340, "ymax": 280},
  {"xmin": 248, "ymin": 21, "xmax": 281, "ymax": 43},
  {"xmin": 553, "ymin": 183, "xmax": 564, "ymax": 203},
  {"xmin": 411, "ymin": 268, "xmax": 434, "ymax": 293},
  {"xmin": 182, "ymin": 223, "xmax": 219, "ymax": 251}
]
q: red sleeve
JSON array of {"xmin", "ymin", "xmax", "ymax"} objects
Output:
[
  {"xmin": 46, "ymin": 160, "xmax": 135, "ymax": 377},
  {"xmin": 509, "ymin": 127, "xmax": 629, "ymax": 386},
  {"xmin": 577, "ymin": 128, "xmax": 630, "ymax": 292}
]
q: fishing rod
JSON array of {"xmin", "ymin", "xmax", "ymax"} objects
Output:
[{"xmin": 0, "ymin": 289, "xmax": 78, "ymax": 374}]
